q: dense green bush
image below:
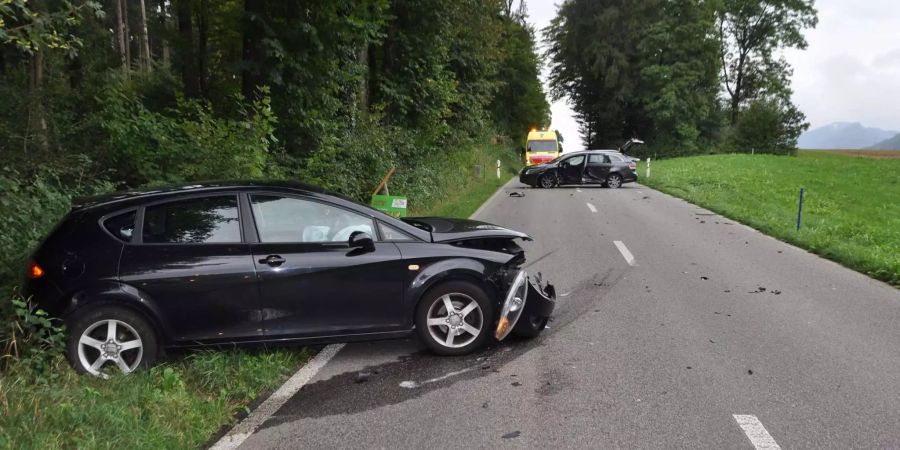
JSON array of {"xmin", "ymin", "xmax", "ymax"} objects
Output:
[{"xmin": 95, "ymin": 84, "xmax": 279, "ymax": 186}]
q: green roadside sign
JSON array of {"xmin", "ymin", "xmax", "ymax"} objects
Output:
[{"xmin": 371, "ymin": 195, "xmax": 408, "ymax": 217}]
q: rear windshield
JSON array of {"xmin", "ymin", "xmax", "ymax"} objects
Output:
[{"xmin": 527, "ymin": 140, "xmax": 557, "ymax": 152}]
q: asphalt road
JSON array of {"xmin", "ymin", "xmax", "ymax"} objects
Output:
[{"xmin": 238, "ymin": 180, "xmax": 900, "ymax": 449}]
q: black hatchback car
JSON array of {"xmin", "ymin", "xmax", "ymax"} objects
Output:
[
  {"xmin": 519, "ymin": 150, "xmax": 638, "ymax": 188},
  {"xmin": 24, "ymin": 181, "xmax": 554, "ymax": 377}
]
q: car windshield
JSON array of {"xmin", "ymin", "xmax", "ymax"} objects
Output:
[{"xmin": 527, "ymin": 140, "xmax": 557, "ymax": 152}]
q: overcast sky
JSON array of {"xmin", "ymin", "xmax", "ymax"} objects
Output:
[{"xmin": 526, "ymin": 0, "xmax": 900, "ymax": 152}]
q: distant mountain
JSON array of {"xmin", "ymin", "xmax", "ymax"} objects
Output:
[
  {"xmin": 797, "ymin": 122, "xmax": 897, "ymax": 149},
  {"xmin": 870, "ymin": 133, "xmax": 900, "ymax": 150}
]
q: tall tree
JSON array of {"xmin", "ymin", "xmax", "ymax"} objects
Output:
[
  {"xmin": 545, "ymin": 0, "xmax": 658, "ymax": 148},
  {"xmin": 638, "ymin": 0, "xmax": 722, "ymax": 154},
  {"xmin": 717, "ymin": 0, "xmax": 817, "ymax": 125},
  {"xmin": 115, "ymin": 0, "xmax": 127, "ymax": 76},
  {"xmin": 138, "ymin": 0, "xmax": 151, "ymax": 71}
]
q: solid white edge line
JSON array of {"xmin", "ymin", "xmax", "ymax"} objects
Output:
[
  {"xmin": 209, "ymin": 343, "xmax": 345, "ymax": 450},
  {"xmin": 733, "ymin": 415, "xmax": 782, "ymax": 450},
  {"xmin": 613, "ymin": 240, "xmax": 637, "ymax": 266},
  {"xmin": 586, "ymin": 202, "xmax": 598, "ymax": 213}
]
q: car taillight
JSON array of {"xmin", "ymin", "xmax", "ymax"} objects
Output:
[
  {"xmin": 27, "ymin": 260, "xmax": 45, "ymax": 279},
  {"xmin": 629, "ymin": 162, "xmax": 636, "ymax": 170}
]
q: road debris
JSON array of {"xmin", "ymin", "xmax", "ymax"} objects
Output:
[
  {"xmin": 508, "ymin": 192, "xmax": 525, "ymax": 197},
  {"xmin": 502, "ymin": 431, "xmax": 521, "ymax": 439},
  {"xmin": 511, "ymin": 381, "xmax": 522, "ymax": 387},
  {"xmin": 355, "ymin": 371, "xmax": 372, "ymax": 383},
  {"xmin": 700, "ymin": 276, "xmax": 709, "ymax": 280}
]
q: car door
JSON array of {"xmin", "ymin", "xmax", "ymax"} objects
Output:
[
  {"xmin": 585, "ymin": 154, "xmax": 612, "ymax": 183},
  {"xmin": 558, "ymin": 154, "xmax": 586, "ymax": 185},
  {"xmin": 119, "ymin": 194, "xmax": 263, "ymax": 343},
  {"xmin": 247, "ymin": 193, "xmax": 406, "ymax": 338}
]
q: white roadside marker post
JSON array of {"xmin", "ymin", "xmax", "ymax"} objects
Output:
[
  {"xmin": 496, "ymin": 159, "xmax": 501, "ymax": 179},
  {"xmin": 646, "ymin": 157, "xmax": 651, "ymax": 178}
]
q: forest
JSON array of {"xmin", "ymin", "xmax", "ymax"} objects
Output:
[{"xmin": 0, "ymin": 0, "xmax": 550, "ymax": 298}]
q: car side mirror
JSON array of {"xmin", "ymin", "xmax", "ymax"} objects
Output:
[{"xmin": 349, "ymin": 231, "xmax": 375, "ymax": 252}]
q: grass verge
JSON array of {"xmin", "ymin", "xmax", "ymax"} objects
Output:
[
  {"xmin": 641, "ymin": 152, "xmax": 900, "ymax": 287},
  {"xmin": 0, "ymin": 348, "xmax": 309, "ymax": 449},
  {"xmin": 0, "ymin": 141, "xmax": 522, "ymax": 450},
  {"xmin": 408, "ymin": 141, "xmax": 522, "ymax": 218}
]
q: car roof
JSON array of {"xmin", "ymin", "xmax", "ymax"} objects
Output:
[
  {"xmin": 72, "ymin": 180, "xmax": 329, "ymax": 211},
  {"xmin": 561, "ymin": 150, "xmax": 622, "ymax": 157}
]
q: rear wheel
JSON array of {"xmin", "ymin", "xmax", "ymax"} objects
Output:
[
  {"xmin": 66, "ymin": 306, "xmax": 158, "ymax": 378},
  {"xmin": 539, "ymin": 174, "xmax": 556, "ymax": 189},
  {"xmin": 416, "ymin": 281, "xmax": 493, "ymax": 356},
  {"xmin": 606, "ymin": 173, "xmax": 623, "ymax": 189}
]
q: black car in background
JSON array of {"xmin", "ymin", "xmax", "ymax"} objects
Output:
[
  {"xmin": 519, "ymin": 150, "xmax": 638, "ymax": 188},
  {"xmin": 23, "ymin": 181, "xmax": 554, "ymax": 377}
]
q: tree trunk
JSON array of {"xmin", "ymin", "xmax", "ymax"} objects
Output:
[
  {"xmin": 29, "ymin": 49, "xmax": 48, "ymax": 154},
  {"xmin": 160, "ymin": 0, "xmax": 171, "ymax": 67},
  {"xmin": 198, "ymin": 0, "xmax": 209, "ymax": 98},
  {"xmin": 122, "ymin": 0, "xmax": 131, "ymax": 70},
  {"xmin": 115, "ymin": 0, "xmax": 128, "ymax": 76},
  {"xmin": 176, "ymin": 0, "xmax": 199, "ymax": 97},
  {"xmin": 358, "ymin": 45, "xmax": 369, "ymax": 111},
  {"xmin": 139, "ymin": 0, "xmax": 152, "ymax": 71},
  {"xmin": 241, "ymin": 0, "xmax": 266, "ymax": 100}
]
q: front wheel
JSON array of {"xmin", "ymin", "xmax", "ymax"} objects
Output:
[
  {"xmin": 416, "ymin": 281, "xmax": 494, "ymax": 356},
  {"xmin": 65, "ymin": 306, "xmax": 159, "ymax": 378},
  {"xmin": 605, "ymin": 173, "xmax": 623, "ymax": 189},
  {"xmin": 539, "ymin": 174, "xmax": 556, "ymax": 189}
]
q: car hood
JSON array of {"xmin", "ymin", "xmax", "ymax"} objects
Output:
[{"xmin": 402, "ymin": 217, "xmax": 532, "ymax": 243}]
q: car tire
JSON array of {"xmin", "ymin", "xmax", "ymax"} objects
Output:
[
  {"xmin": 416, "ymin": 280, "xmax": 494, "ymax": 356},
  {"xmin": 539, "ymin": 174, "xmax": 556, "ymax": 189},
  {"xmin": 512, "ymin": 314, "xmax": 549, "ymax": 338},
  {"xmin": 65, "ymin": 306, "xmax": 159, "ymax": 378},
  {"xmin": 606, "ymin": 173, "xmax": 623, "ymax": 189}
]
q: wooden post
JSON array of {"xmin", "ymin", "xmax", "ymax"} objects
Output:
[{"xmin": 372, "ymin": 167, "xmax": 397, "ymax": 196}]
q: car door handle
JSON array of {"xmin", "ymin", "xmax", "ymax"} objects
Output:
[{"xmin": 259, "ymin": 255, "xmax": 286, "ymax": 266}]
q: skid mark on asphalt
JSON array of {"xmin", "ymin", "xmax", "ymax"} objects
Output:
[
  {"xmin": 258, "ymin": 269, "xmax": 625, "ymax": 427},
  {"xmin": 733, "ymin": 415, "xmax": 781, "ymax": 450}
]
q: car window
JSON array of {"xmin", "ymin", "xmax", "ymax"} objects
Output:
[
  {"xmin": 250, "ymin": 195, "xmax": 374, "ymax": 243},
  {"xmin": 143, "ymin": 196, "xmax": 240, "ymax": 244},
  {"xmin": 610, "ymin": 154, "xmax": 625, "ymax": 162},
  {"xmin": 564, "ymin": 155, "xmax": 585, "ymax": 166},
  {"xmin": 378, "ymin": 221, "xmax": 415, "ymax": 241},
  {"xmin": 588, "ymin": 154, "xmax": 609, "ymax": 163},
  {"xmin": 104, "ymin": 211, "xmax": 136, "ymax": 242}
]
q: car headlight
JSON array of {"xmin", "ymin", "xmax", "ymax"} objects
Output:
[{"xmin": 495, "ymin": 270, "xmax": 528, "ymax": 340}]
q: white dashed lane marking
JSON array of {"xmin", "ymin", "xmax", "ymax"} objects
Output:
[
  {"xmin": 733, "ymin": 415, "xmax": 782, "ymax": 450},
  {"xmin": 586, "ymin": 202, "xmax": 597, "ymax": 213},
  {"xmin": 613, "ymin": 241, "xmax": 637, "ymax": 266}
]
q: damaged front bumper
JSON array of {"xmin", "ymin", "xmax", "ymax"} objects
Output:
[{"xmin": 495, "ymin": 270, "xmax": 556, "ymax": 340}]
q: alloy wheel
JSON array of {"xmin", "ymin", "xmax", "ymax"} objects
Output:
[
  {"xmin": 77, "ymin": 319, "xmax": 144, "ymax": 378},
  {"xmin": 426, "ymin": 293, "xmax": 484, "ymax": 348},
  {"xmin": 607, "ymin": 174, "xmax": 622, "ymax": 188},
  {"xmin": 540, "ymin": 175, "xmax": 555, "ymax": 188}
]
